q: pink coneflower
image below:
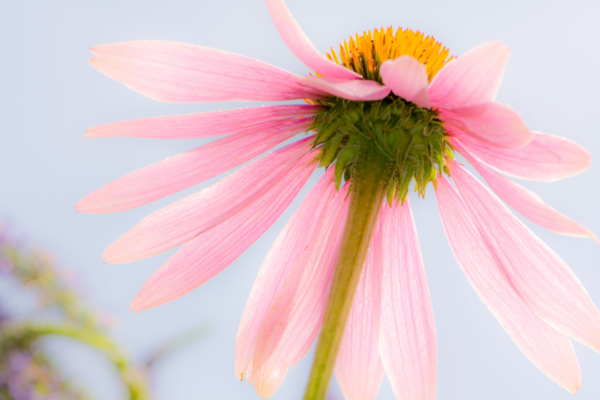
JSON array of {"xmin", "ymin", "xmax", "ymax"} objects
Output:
[{"xmin": 78, "ymin": 1, "xmax": 599, "ymax": 399}]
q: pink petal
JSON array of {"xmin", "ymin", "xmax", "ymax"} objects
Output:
[
  {"xmin": 235, "ymin": 168, "xmax": 338, "ymax": 381},
  {"xmin": 369, "ymin": 231, "xmax": 383, "ymax": 339},
  {"xmin": 452, "ymin": 138, "xmax": 597, "ymax": 241},
  {"xmin": 455, "ymin": 131, "xmax": 591, "ymax": 181},
  {"xmin": 335, "ymin": 245, "xmax": 384, "ymax": 400},
  {"xmin": 90, "ymin": 41, "xmax": 325, "ymax": 102},
  {"xmin": 85, "ymin": 105, "xmax": 323, "ymax": 139},
  {"xmin": 435, "ymin": 176, "xmax": 581, "ymax": 393},
  {"xmin": 441, "ymin": 102, "xmax": 533, "ymax": 149},
  {"xmin": 130, "ymin": 157, "xmax": 316, "ymax": 312},
  {"xmin": 265, "ymin": 0, "xmax": 361, "ymax": 80},
  {"xmin": 300, "ymin": 76, "xmax": 390, "ymax": 101},
  {"xmin": 76, "ymin": 118, "xmax": 313, "ymax": 214},
  {"xmin": 429, "ymin": 41, "xmax": 510, "ymax": 110},
  {"xmin": 252, "ymin": 185, "xmax": 350, "ymax": 398},
  {"xmin": 448, "ymin": 161, "xmax": 600, "ymax": 356},
  {"xmin": 380, "ymin": 56, "xmax": 431, "ymax": 108},
  {"xmin": 102, "ymin": 138, "xmax": 314, "ymax": 263},
  {"xmin": 376, "ymin": 200, "xmax": 438, "ymax": 400}
]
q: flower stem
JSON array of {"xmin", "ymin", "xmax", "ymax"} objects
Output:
[{"xmin": 303, "ymin": 142, "xmax": 392, "ymax": 400}]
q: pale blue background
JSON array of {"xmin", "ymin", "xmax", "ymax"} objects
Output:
[{"xmin": 1, "ymin": 0, "xmax": 600, "ymax": 399}]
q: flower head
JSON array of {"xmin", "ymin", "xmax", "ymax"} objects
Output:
[{"xmin": 79, "ymin": 0, "xmax": 599, "ymax": 399}]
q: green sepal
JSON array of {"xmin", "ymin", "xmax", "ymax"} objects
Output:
[
  {"xmin": 444, "ymin": 145, "xmax": 455, "ymax": 160},
  {"xmin": 344, "ymin": 166, "xmax": 352, "ymax": 182},
  {"xmin": 335, "ymin": 146, "xmax": 358, "ymax": 189},
  {"xmin": 314, "ymin": 120, "xmax": 344, "ymax": 146},
  {"xmin": 386, "ymin": 179, "xmax": 396, "ymax": 206},
  {"xmin": 421, "ymin": 159, "xmax": 433, "ymax": 196},
  {"xmin": 397, "ymin": 163, "xmax": 413, "ymax": 202},
  {"xmin": 319, "ymin": 134, "xmax": 346, "ymax": 168}
]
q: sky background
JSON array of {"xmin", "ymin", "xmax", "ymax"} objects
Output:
[{"xmin": 1, "ymin": 0, "xmax": 600, "ymax": 399}]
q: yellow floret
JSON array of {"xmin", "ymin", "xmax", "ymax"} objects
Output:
[{"xmin": 328, "ymin": 27, "xmax": 453, "ymax": 82}]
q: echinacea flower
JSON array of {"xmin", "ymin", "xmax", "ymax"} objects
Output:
[{"xmin": 78, "ymin": 0, "xmax": 599, "ymax": 399}]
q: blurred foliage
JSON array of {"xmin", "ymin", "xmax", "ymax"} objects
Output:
[
  {"xmin": 0, "ymin": 225, "xmax": 206, "ymax": 400},
  {"xmin": 0, "ymin": 339, "xmax": 87, "ymax": 400}
]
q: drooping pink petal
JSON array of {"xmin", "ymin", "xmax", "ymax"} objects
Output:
[
  {"xmin": 85, "ymin": 105, "xmax": 323, "ymax": 139},
  {"xmin": 265, "ymin": 0, "xmax": 361, "ymax": 80},
  {"xmin": 130, "ymin": 157, "xmax": 316, "ymax": 312},
  {"xmin": 369, "ymin": 228, "xmax": 383, "ymax": 339},
  {"xmin": 335, "ymin": 245, "xmax": 384, "ymax": 400},
  {"xmin": 428, "ymin": 41, "xmax": 510, "ymax": 110},
  {"xmin": 90, "ymin": 41, "xmax": 325, "ymax": 102},
  {"xmin": 252, "ymin": 185, "xmax": 350, "ymax": 398},
  {"xmin": 455, "ymin": 131, "xmax": 591, "ymax": 181},
  {"xmin": 448, "ymin": 161, "xmax": 600, "ymax": 356},
  {"xmin": 76, "ymin": 118, "xmax": 313, "ymax": 214},
  {"xmin": 102, "ymin": 138, "xmax": 314, "ymax": 263},
  {"xmin": 376, "ymin": 200, "xmax": 438, "ymax": 400},
  {"xmin": 235, "ymin": 169, "xmax": 337, "ymax": 381},
  {"xmin": 452, "ymin": 138, "xmax": 597, "ymax": 241},
  {"xmin": 380, "ymin": 56, "xmax": 431, "ymax": 108},
  {"xmin": 441, "ymin": 102, "xmax": 532, "ymax": 149},
  {"xmin": 301, "ymin": 76, "xmax": 390, "ymax": 101},
  {"xmin": 435, "ymin": 176, "xmax": 581, "ymax": 393},
  {"xmin": 245, "ymin": 361, "xmax": 255, "ymax": 384}
]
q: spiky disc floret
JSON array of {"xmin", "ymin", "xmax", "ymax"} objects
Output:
[
  {"xmin": 311, "ymin": 97, "xmax": 451, "ymax": 203},
  {"xmin": 327, "ymin": 27, "xmax": 453, "ymax": 82}
]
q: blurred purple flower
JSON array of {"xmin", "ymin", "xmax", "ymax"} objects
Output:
[{"xmin": 1, "ymin": 350, "xmax": 85, "ymax": 400}]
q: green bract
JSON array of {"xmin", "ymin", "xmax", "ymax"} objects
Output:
[{"xmin": 311, "ymin": 96, "xmax": 452, "ymax": 203}]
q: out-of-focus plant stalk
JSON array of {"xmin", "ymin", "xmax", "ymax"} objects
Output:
[
  {"xmin": 0, "ymin": 323, "xmax": 149, "ymax": 400},
  {"xmin": 0, "ymin": 233, "xmax": 152, "ymax": 400}
]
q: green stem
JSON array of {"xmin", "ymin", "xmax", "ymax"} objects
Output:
[{"xmin": 303, "ymin": 142, "xmax": 393, "ymax": 400}]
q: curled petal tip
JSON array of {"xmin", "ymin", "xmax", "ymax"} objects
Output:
[{"xmin": 380, "ymin": 56, "xmax": 431, "ymax": 108}]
